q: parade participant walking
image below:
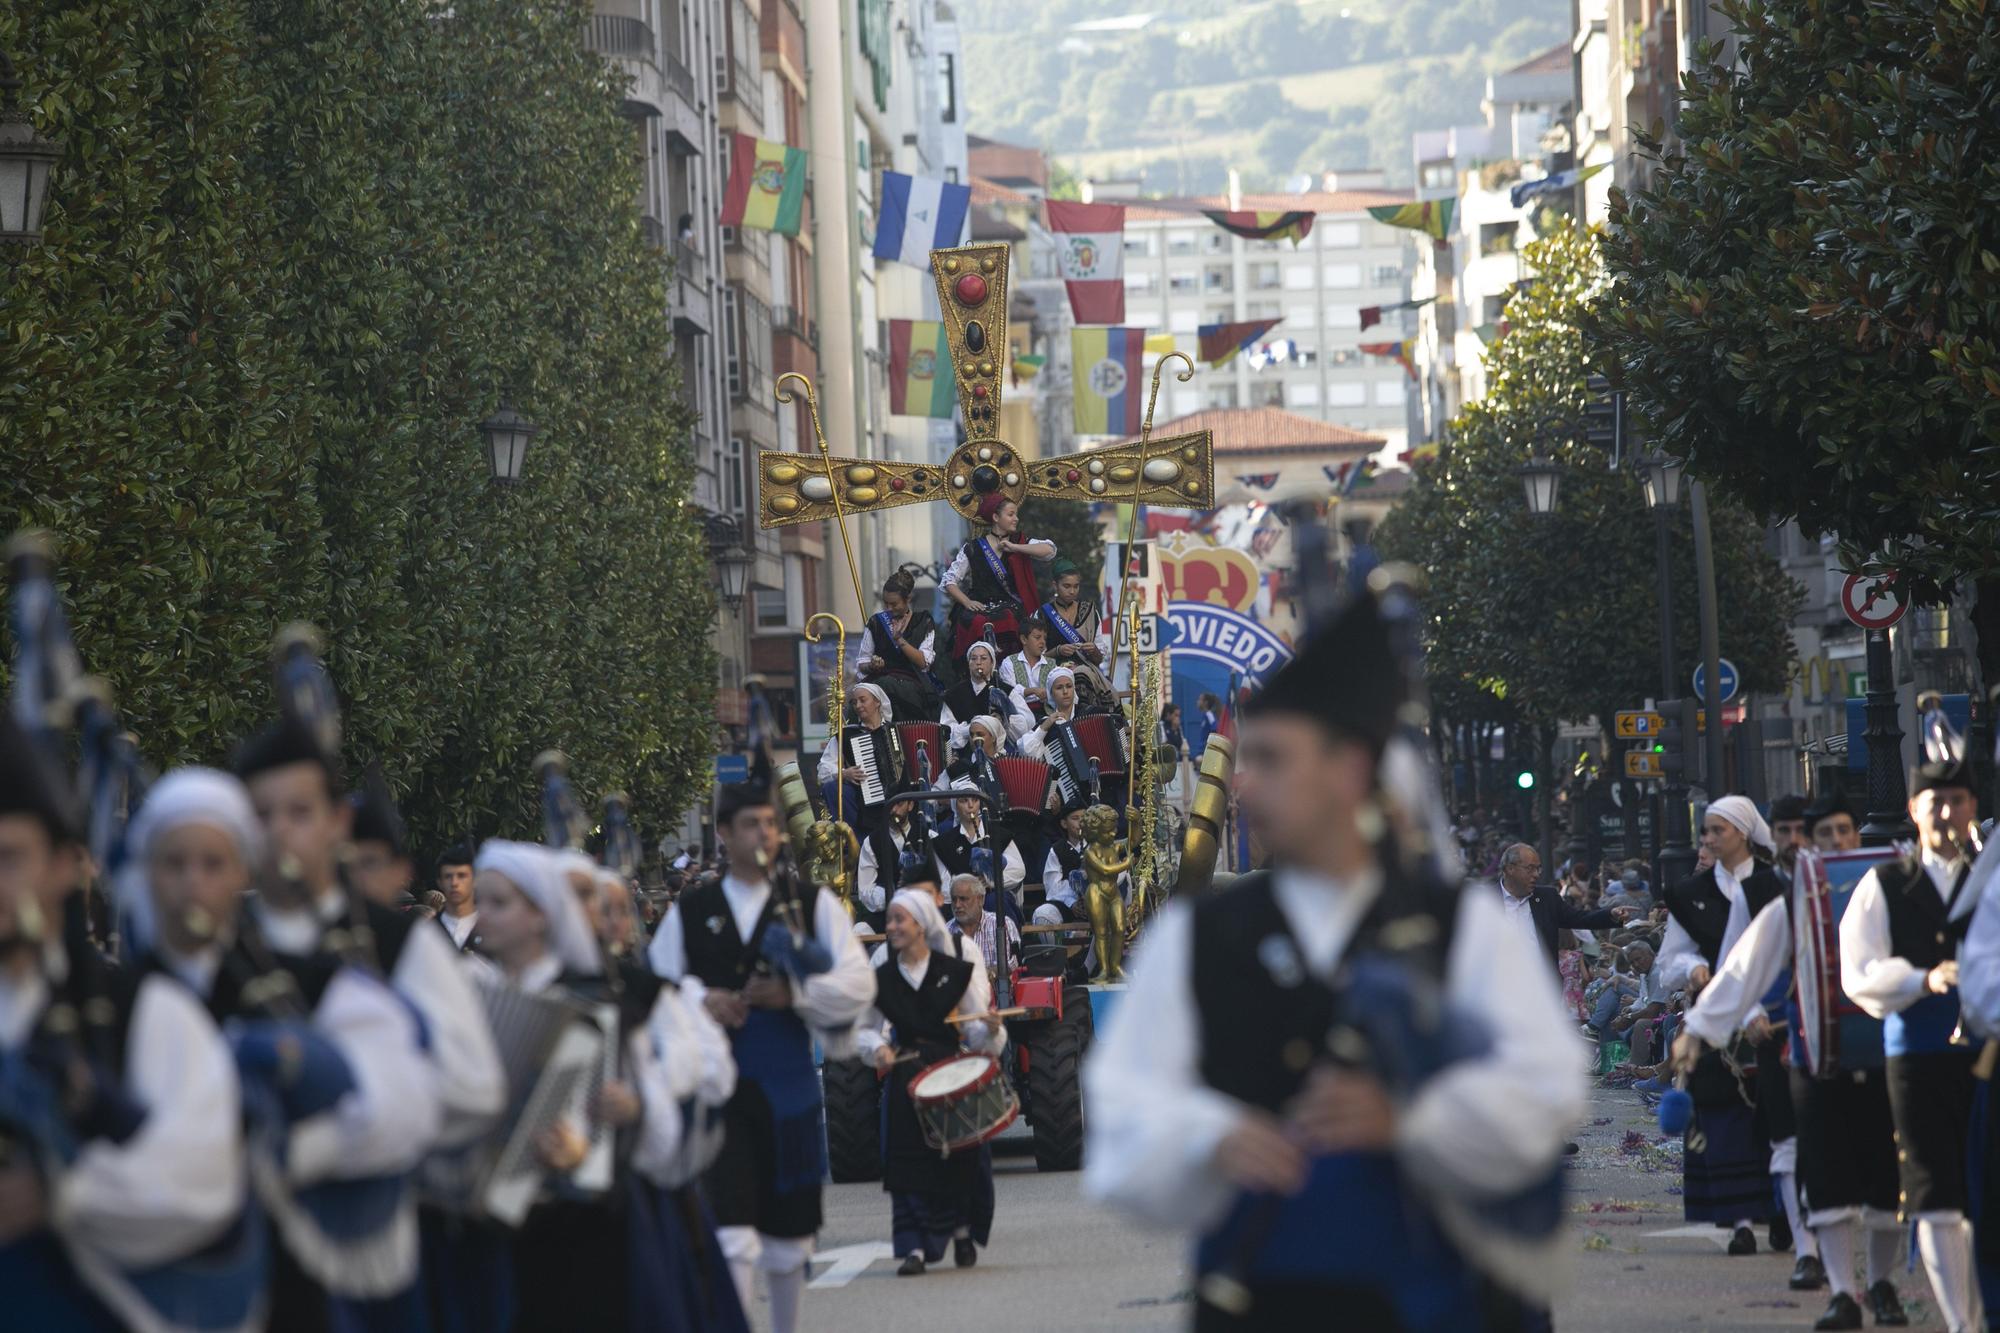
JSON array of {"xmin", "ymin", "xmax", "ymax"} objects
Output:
[
  {"xmin": 1809, "ymin": 792, "xmax": 1862, "ymax": 852},
  {"xmin": 648, "ymin": 783, "xmax": 876, "ymax": 1333},
  {"xmin": 856, "ymin": 564, "xmax": 941, "ymax": 722},
  {"xmin": 1084, "ymin": 591, "xmax": 1584, "ymax": 1330},
  {"xmin": 1672, "ymin": 819, "xmax": 1907, "ymax": 1327},
  {"xmin": 435, "ymin": 842, "xmax": 483, "ymax": 952},
  {"xmin": 349, "ymin": 769, "xmax": 419, "ymax": 911},
  {"xmin": 1656, "ymin": 796, "xmax": 1787, "ymax": 1253},
  {"xmin": 0, "ymin": 737, "xmax": 263, "ymax": 1333},
  {"xmin": 942, "ymin": 495, "xmax": 1056, "ymax": 660},
  {"xmin": 817, "ymin": 681, "xmax": 905, "ymax": 835},
  {"xmin": 1840, "ymin": 756, "xmax": 1985, "ymax": 1332},
  {"xmin": 857, "ymin": 888, "xmax": 1005, "ymax": 1275}
]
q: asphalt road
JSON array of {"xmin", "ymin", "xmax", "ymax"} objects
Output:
[{"xmin": 750, "ymin": 1087, "xmax": 1946, "ymax": 1331}]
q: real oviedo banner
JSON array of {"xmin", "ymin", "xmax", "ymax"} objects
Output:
[{"xmin": 1166, "ymin": 602, "xmax": 1293, "ymax": 689}]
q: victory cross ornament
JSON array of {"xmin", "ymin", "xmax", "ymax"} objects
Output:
[{"xmin": 755, "ymin": 243, "xmax": 1215, "ymax": 528}]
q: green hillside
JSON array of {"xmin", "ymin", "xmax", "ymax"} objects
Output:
[{"xmin": 958, "ymin": 0, "xmax": 1567, "ymax": 191}]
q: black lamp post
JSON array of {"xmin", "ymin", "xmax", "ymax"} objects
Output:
[
  {"xmin": 1638, "ymin": 450, "xmax": 1695, "ymax": 887},
  {"xmin": 0, "ymin": 52, "xmax": 63, "ymax": 247},
  {"xmin": 479, "ymin": 403, "xmax": 538, "ymax": 484}
]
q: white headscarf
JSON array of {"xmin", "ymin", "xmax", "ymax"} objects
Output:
[
  {"xmin": 964, "ymin": 641, "xmax": 996, "ymax": 672},
  {"xmin": 118, "ymin": 767, "xmax": 266, "ymax": 954},
  {"xmin": 852, "ymin": 682, "xmax": 891, "ymax": 721},
  {"xmin": 889, "ymin": 887, "xmax": 953, "ymax": 954},
  {"xmin": 475, "ymin": 839, "xmax": 603, "ymax": 976},
  {"xmin": 1707, "ymin": 795, "xmax": 1774, "ymax": 856},
  {"xmin": 969, "ymin": 714, "xmax": 1006, "ymax": 745}
]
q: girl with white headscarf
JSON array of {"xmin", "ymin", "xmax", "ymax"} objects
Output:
[
  {"xmin": 817, "ymin": 681, "xmax": 904, "ymax": 833},
  {"xmin": 1021, "ymin": 666, "xmax": 1082, "ymax": 772},
  {"xmin": 854, "ymin": 888, "xmax": 1005, "ymax": 1275},
  {"xmin": 22, "ymin": 765, "xmax": 259, "ymax": 1330},
  {"xmin": 1656, "ymin": 794, "xmax": 1791, "ymax": 1255},
  {"xmin": 941, "ymin": 642, "xmax": 1027, "ymax": 758}
]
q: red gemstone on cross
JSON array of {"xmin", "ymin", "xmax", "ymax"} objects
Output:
[
  {"xmin": 1066, "ymin": 469, "xmax": 1081, "ymax": 482},
  {"xmin": 954, "ymin": 273, "xmax": 988, "ymax": 306},
  {"xmin": 889, "ymin": 476, "xmax": 907, "ymax": 491},
  {"xmin": 972, "ymin": 383, "xmax": 988, "ymax": 399}
]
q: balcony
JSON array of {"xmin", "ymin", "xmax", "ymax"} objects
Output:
[
  {"xmin": 663, "ymin": 53, "xmax": 704, "ymax": 155},
  {"xmin": 671, "ymin": 241, "xmax": 712, "ymax": 335},
  {"xmin": 584, "ymin": 15, "xmax": 669, "ymax": 120},
  {"xmin": 771, "ymin": 304, "xmax": 818, "ymax": 379},
  {"xmin": 772, "ymin": 304, "xmax": 817, "ymax": 350}
]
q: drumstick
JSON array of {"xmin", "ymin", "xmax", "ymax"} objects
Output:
[{"xmin": 946, "ymin": 1007, "xmax": 1029, "ymax": 1024}]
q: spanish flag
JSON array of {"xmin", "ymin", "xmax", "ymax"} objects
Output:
[
  {"xmin": 1071, "ymin": 327, "xmax": 1147, "ymax": 435},
  {"xmin": 1202, "ymin": 209, "xmax": 1315, "ymax": 245},
  {"xmin": 1367, "ymin": 199, "xmax": 1457, "ymax": 240},
  {"xmin": 887, "ymin": 320, "xmax": 955, "ymax": 418},
  {"xmin": 720, "ymin": 133, "xmax": 807, "ymax": 236}
]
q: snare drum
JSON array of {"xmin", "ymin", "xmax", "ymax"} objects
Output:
[
  {"xmin": 1070, "ymin": 713, "xmax": 1126, "ymax": 779},
  {"xmin": 907, "ymin": 1054, "xmax": 1020, "ymax": 1155}
]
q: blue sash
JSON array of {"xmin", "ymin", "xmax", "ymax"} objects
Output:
[
  {"xmin": 1040, "ymin": 601, "xmax": 1085, "ymax": 646},
  {"xmin": 1887, "ymin": 991, "xmax": 1961, "ymax": 1057},
  {"xmin": 732, "ymin": 1009, "xmax": 824, "ymax": 1196},
  {"xmin": 869, "ymin": 611, "xmax": 901, "ymax": 660},
  {"xmin": 975, "ymin": 538, "xmax": 1018, "ymax": 604}
]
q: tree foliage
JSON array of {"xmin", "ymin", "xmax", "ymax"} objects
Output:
[
  {"xmin": 1377, "ymin": 224, "xmax": 1802, "ymax": 746},
  {"xmin": 2, "ymin": 0, "xmax": 716, "ymax": 852},
  {"xmin": 1593, "ymin": 0, "xmax": 2000, "ymax": 607}
]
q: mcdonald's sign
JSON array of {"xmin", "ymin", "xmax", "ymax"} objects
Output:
[{"xmin": 1800, "ymin": 655, "xmax": 1851, "ymax": 704}]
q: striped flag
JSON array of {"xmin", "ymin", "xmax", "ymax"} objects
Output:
[
  {"xmin": 1358, "ymin": 297, "xmax": 1436, "ymax": 331},
  {"xmin": 1144, "ymin": 332, "xmax": 1178, "ymax": 356},
  {"xmin": 1010, "ymin": 352, "xmax": 1046, "ymax": 384},
  {"xmin": 1324, "ymin": 458, "xmax": 1377, "ymax": 498},
  {"xmin": 1359, "ymin": 339, "xmax": 1417, "ymax": 381},
  {"xmin": 1402, "ymin": 441, "xmax": 1441, "ymax": 465},
  {"xmin": 1367, "ymin": 199, "xmax": 1456, "ymax": 240},
  {"xmin": 887, "ymin": 320, "xmax": 956, "ymax": 418},
  {"xmin": 1046, "ymin": 199, "xmax": 1125, "ymax": 324},
  {"xmin": 1202, "ymin": 209, "xmax": 1315, "ymax": 245},
  {"xmin": 873, "ymin": 171, "xmax": 971, "ymax": 267},
  {"xmin": 1197, "ymin": 317, "xmax": 1281, "ymax": 367},
  {"xmin": 1071, "ymin": 327, "xmax": 1146, "ymax": 434},
  {"xmin": 720, "ymin": 133, "xmax": 807, "ymax": 235},
  {"xmin": 1509, "ymin": 162, "xmax": 1609, "ymax": 209}
]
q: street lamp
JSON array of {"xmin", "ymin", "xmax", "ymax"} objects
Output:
[
  {"xmin": 0, "ymin": 52, "xmax": 63, "ymax": 247},
  {"xmin": 1517, "ymin": 452, "xmax": 1562, "ymax": 516},
  {"xmin": 1637, "ymin": 450, "xmax": 1685, "ymax": 511},
  {"xmin": 479, "ymin": 403, "xmax": 538, "ymax": 484},
  {"xmin": 705, "ymin": 514, "xmax": 752, "ymax": 611}
]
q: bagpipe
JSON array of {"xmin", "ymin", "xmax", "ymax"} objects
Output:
[{"xmin": 3, "ymin": 534, "xmax": 269, "ymax": 1331}]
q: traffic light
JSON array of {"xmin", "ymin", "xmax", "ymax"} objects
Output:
[
  {"xmin": 1658, "ymin": 698, "xmax": 1685, "ymax": 781},
  {"xmin": 1584, "ymin": 373, "xmax": 1622, "ymax": 461},
  {"xmin": 1515, "ymin": 769, "xmax": 1536, "ymax": 790}
]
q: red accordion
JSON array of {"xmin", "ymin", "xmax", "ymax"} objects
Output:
[
  {"xmin": 991, "ymin": 757, "xmax": 1052, "ymax": 817},
  {"xmin": 895, "ymin": 722, "xmax": 946, "ymax": 786},
  {"xmin": 1069, "ymin": 713, "xmax": 1126, "ymax": 779}
]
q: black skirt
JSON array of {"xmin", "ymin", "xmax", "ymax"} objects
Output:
[
  {"xmin": 1884, "ymin": 1049, "xmax": 1977, "ymax": 1216},
  {"xmin": 881, "ymin": 1040, "xmax": 986, "ymax": 1199},
  {"xmin": 1754, "ymin": 1035, "xmax": 1795, "ymax": 1144},
  {"xmin": 1790, "ymin": 1065, "xmax": 1899, "ymax": 1216}
]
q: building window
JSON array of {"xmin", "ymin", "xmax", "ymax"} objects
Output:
[
  {"xmin": 1327, "ymin": 346, "xmax": 1359, "ymax": 366},
  {"xmin": 1203, "ymin": 231, "xmax": 1227, "ymax": 253},
  {"xmin": 722, "ymin": 287, "xmax": 743, "ymax": 397},
  {"xmin": 1372, "ymin": 264, "xmax": 1401, "ymax": 286},
  {"xmin": 1283, "ymin": 265, "xmax": 1316, "ymax": 291},
  {"xmin": 725, "ymin": 437, "xmax": 747, "ymax": 514},
  {"xmin": 1169, "ymin": 273, "xmax": 1198, "ymax": 293},
  {"xmin": 938, "ymin": 53, "xmax": 957, "ymax": 123},
  {"xmin": 1253, "ymin": 380, "xmax": 1284, "ymax": 407},
  {"xmin": 1169, "ymin": 309, "xmax": 1200, "ymax": 333},
  {"xmin": 1480, "ymin": 222, "xmax": 1516, "ymax": 256},
  {"xmin": 1328, "ymin": 382, "xmax": 1366, "ymax": 407},
  {"xmin": 1251, "ymin": 262, "xmax": 1281, "ymax": 290},
  {"xmin": 1203, "ymin": 268, "xmax": 1232, "ymax": 292},
  {"xmin": 1204, "ymin": 383, "xmax": 1239, "ymax": 409},
  {"xmin": 1375, "ymin": 380, "xmax": 1405, "ymax": 406},
  {"xmin": 1123, "ymin": 234, "xmax": 1154, "ymax": 258},
  {"xmin": 1420, "ymin": 164, "xmax": 1455, "ymax": 190},
  {"xmin": 1325, "ymin": 305, "xmax": 1359, "ymax": 329},
  {"xmin": 1320, "ymin": 221, "xmax": 1361, "ymax": 247},
  {"xmin": 1125, "ymin": 272, "xmax": 1159, "ymax": 294},
  {"xmin": 1322, "ymin": 263, "xmax": 1362, "ymax": 288},
  {"xmin": 753, "ymin": 587, "xmax": 789, "ymax": 630},
  {"xmin": 1167, "ymin": 230, "xmax": 1198, "ymax": 256},
  {"xmin": 1292, "ymin": 382, "xmax": 1322, "ymax": 406}
]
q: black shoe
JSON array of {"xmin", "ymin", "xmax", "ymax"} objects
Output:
[
  {"xmin": 897, "ymin": 1253, "xmax": 926, "ymax": 1277},
  {"xmin": 1867, "ymin": 1279, "xmax": 1908, "ymax": 1327},
  {"xmin": 1812, "ymin": 1293, "xmax": 1863, "ymax": 1331},
  {"xmin": 954, "ymin": 1237, "xmax": 977, "ymax": 1269},
  {"xmin": 1770, "ymin": 1212, "xmax": 1793, "ymax": 1253},
  {"xmin": 1563, "ymin": 1141, "xmax": 1581, "ymax": 1155},
  {"xmin": 1727, "ymin": 1224, "xmax": 1757, "ymax": 1256},
  {"xmin": 1790, "ymin": 1254, "xmax": 1827, "ymax": 1289}
]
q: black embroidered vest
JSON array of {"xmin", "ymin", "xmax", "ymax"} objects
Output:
[
  {"xmin": 1877, "ymin": 853, "xmax": 1972, "ymax": 970},
  {"xmin": 679, "ymin": 878, "xmax": 824, "ymax": 990},
  {"xmin": 1664, "ymin": 864, "xmax": 1784, "ymax": 968},
  {"xmin": 873, "ymin": 951, "xmax": 974, "ymax": 1051}
]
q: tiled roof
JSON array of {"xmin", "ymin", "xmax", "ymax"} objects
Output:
[
  {"xmin": 1119, "ymin": 188, "xmax": 1412, "ymax": 223},
  {"xmin": 1152, "ymin": 406, "xmax": 1386, "ymax": 454},
  {"xmin": 970, "ymin": 175, "xmax": 1036, "ymax": 207},
  {"xmin": 1506, "ymin": 44, "xmax": 1572, "ymax": 77}
]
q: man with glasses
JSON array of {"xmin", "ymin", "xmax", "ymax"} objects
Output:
[{"xmin": 1496, "ymin": 842, "xmax": 1635, "ymax": 973}]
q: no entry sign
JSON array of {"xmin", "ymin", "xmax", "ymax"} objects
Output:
[{"xmin": 1840, "ymin": 573, "xmax": 1905, "ymax": 631}]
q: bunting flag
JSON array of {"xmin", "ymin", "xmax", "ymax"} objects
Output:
[
  {"xmin": 1234, "ymin": 472, "xmax": 1281, "ymax": 491},
  {"xmin": 1197, "ymin": 317, "xmax": 1282, "ymax": 367},
  {"xmin": 1509, "ymin": 162, "xmax": 1609, "ymax": 209},
  {"xmin": 1358, "ymin": 338, "xmax": 1417, "ymax": 381},
  {"xmin": 1402, "ymin": 441, "xmax": 1441, "ymax": 465},
  {"xmin": 1010, "ymin": 352, "xmax": 1046, "ymax": 384},
  {"xmin": 1358, "ymin": 297, "xmax": 1437, "ymax": 331},
  {"xmin": 1143, "ymin": 331, "xmax": 1178, "ymax": 356},
  {"xmin": 887, "ymin": 320, "xmax": 955, "ymax": 417},
  {"xmin": 720, "ymin": 133, "xmax": 807, "ymax": 235},
  {"xmin": 1071, "ymin": 327, "xmax": 1147, "ymax": 434},
  {"xmin": 1367, "ymin": 199, "xmax": 1457, "ymax": 240},
  {"xmin": 1474, "ymin": 320, "xmax": 1512, "ymax": 346},
  {"xmin": 1047, "ymin": 199, "xmax": 1126, "ymax": 324},
  {"xmin": 1202, "ymin": 209, "xmax": 1315, "ymax": 245},
  {"xmin": 874, "ymin": 171, "xmax": 971, "ymax": 266},
  {"xmin": 1322, "ymin": 458, "xmax": 1376, "ymax": 496}
]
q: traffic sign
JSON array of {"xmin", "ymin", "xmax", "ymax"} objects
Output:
[
  {"xmin": 1135, "ymin": 613, "xmax": 1180, "ymax": 654},
  {"xmin": 1615, "ymin": 710, "xmax": 1665, "ymax": 739},
  {"xmin": 1840, "ymin": 572, "xmax": 1905, "ymax": 630},
  {"xmin": 714, "ymin": 753, "xmax": 750, "ymax": 785},
  {"xmin": 1692, "ymin": 658, "xmax": 1739, "ymax": 705},
  {"xmin": 1625, "ymin": 750, "xmax": 1664, "ymax": 778}
]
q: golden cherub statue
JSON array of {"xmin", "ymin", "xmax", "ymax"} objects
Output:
[
  {"xmin": 800, "ymin": 818, "xmax": 861, "ymax": 915},
  {"xmin": 1082, "ymin": 803, "xmax": 1134, "ymax": 983}
]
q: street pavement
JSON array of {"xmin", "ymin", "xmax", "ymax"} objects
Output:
[{"xmin": 756, "ymin": 1087, "xmax": 1946, "ymax": 1331}]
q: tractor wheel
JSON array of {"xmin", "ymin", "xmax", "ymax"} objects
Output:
[
  {"xmin": 1062, "ymin": 985, "xmax": 1096, "ymax": 1049},
  {"xmin": 1025, "ymin": 1016, "xmax": 1085, "ymax": 1172},
  {"xmin": 822, "ymin": 1057, "xmax": 882, "ymax": 1183}
]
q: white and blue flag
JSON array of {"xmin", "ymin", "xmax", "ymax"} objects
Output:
[{"xmin": 873, "ymin": 170, "xmax": 972, "ymax": 267}]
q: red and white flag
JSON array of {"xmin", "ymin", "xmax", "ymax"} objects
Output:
[{"xmin": 1046, "ymin": 199, "xmax": 1125, "ymax": 325}]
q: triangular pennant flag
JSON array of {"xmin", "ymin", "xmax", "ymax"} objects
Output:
[
  {"xmin": 1197, "ymin": 318, "xmax": 1282, "ymax": 368},
  {"xmin": 1368, "ymin": 199, "xmax": 1456, "ymax": 240}
]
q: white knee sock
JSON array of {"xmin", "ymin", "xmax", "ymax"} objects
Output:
[
  {"xmin": 1915, "ymin": 1215, "xmax": 1984, "ymax": 1333},
  {"xmin": 718, "ymin": 1225, "xmax": 760, "ymax": 1318},
  {"xmin": 760, "ymin": 1235, "xmax": 812, "ymax": 1333},
  {"xmin": 1777, "ymin": 1173, "xmax": 1816, "ymax": 1258},
  {"xmin": 1865, "ymin": 1219, "xmax": 1903, "ymax": 1287},
  {"xmin": 1816, "ymin": 1218, "xmax": 1857, "ymax": 1298}
]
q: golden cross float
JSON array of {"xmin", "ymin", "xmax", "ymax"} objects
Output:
[{"xmin": 755, "ymin": 242, "xmax": 1215, "ymax": 529}]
